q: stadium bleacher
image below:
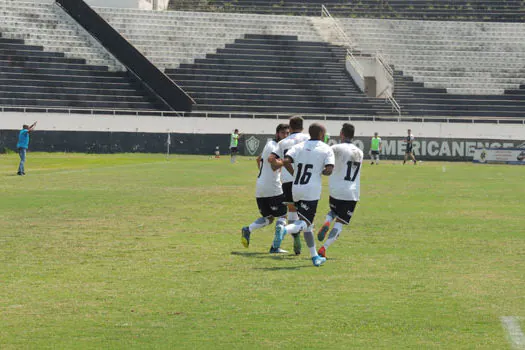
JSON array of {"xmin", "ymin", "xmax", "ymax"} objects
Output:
[
  {"xmin": 169, "ymin": 0, "xmax": 525, "ymax": 22},
  {"xmin": 0, "ymin": 1, "xmax": 166, "ymax": 110},
  {"xmin": 341, "ymin": 18, "xmax": 525, "ymax": 117},
  {"xmin": 1, "ymin": 0, "xmax": 525, "ymax": 118}
]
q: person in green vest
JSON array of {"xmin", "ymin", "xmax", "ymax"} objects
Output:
[
  {"xmin": 230, "ymin": 129, "xmax": 241, "ymax": 163},
  {"xmin": 370, "ymin": 132, "xmax": 382, "ymax": 165}
]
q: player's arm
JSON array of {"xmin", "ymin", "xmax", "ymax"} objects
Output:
[
  {"xmin": 28, "ymin": 121, "xmax": 37, "ymax": 133},
  {"xmin": 256, "ymin": 155, "xmax": 262, "ymax": 170},
  {"xmin": 322, "ymin": 165, "xmax": 334, "ymax": 176},
  {"xmin": 283, "ymin": 156, "xmax": 294, "ymax": 175},
  {"xmin": 322, "ymin": 148, "xmax": 335, "ymax": 176},
  {"xmin": 268, "ymin": 152, "xmax": 283, "ymax": 171}
]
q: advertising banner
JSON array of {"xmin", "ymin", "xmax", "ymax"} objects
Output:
[
  {"xmin": 473, "ymin": 148, "xmax": 525, "ymax": 165},
  {"xmin": 243, "ymin": 135, "xmax": 525, "ymax": 162}
]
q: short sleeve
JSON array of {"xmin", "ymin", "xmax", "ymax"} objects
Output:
[{"xmin": 325, "ymin": 147, "xmax": 335, "ymax": 166}]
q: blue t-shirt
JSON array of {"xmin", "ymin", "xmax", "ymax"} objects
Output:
[{"xmin": 17, "ymin": 129, "xmax": 29, "ymax": 149}]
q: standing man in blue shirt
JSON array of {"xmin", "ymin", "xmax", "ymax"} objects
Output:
[{"xmin": 17, "ymin": 121, "xmax": 37, "ymax": 176}]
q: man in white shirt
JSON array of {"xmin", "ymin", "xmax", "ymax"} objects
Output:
[
  {"xmin": 241, "ymin": 124, "xmax": 290, "ymax": 250},
  {"xmin": 268, "ymin": 116, "xmax": 309, "ymax": 255},
  {"xmin": 317, "ymin": 123, "xmax": 363, "ymax": 258},
  {"xmin": 271, "ymin": 123, "xmax": 335, "ymax": 267}
]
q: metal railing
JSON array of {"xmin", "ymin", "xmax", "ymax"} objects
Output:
[
  {"xmin": 1, "ymin": 105, "xmax": 524, "ymax": 125},
  {"xmin": 321, "ymin": 4, "xmax": 364, "ymax": 78},
  {"xmin": 321, "ymin": 4, "xmax": 401, "ymax": 115}
]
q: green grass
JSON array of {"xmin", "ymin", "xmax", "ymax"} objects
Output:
[{"xmin": 0, "ymin": 153, "xmax": 523, "ymax": 349}]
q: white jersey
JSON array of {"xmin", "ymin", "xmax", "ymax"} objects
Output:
[
  {"xmin": 286, "ymin": 140, "xmax": 335, "ymax": 201},
  {"xmin": 272, "ymin": 132, "xmax": 309, "ymax": 183},
  {"xmin": 329, "ymin": 142, "xmax": 363, "ymax": 201},
  {"xmin": 256, "ymin": 140, "xmax": 283, "ymax": 198}
]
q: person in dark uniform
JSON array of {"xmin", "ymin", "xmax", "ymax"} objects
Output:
[{"xmin": 403, "ymin": 129, "xmax": 417, "ymax": 165}]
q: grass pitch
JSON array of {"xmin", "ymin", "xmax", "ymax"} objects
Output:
[{"xmin": 0, "ymin": 153, "xmax": 523, "ymax": 349}]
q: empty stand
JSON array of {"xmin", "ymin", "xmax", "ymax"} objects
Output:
[
  {"xmin": 0, "ymin": 34, "xmax": 165, "ymax": 110},
  {"xmin": 168, "ymin": 0, "xmax": 525, "ymax": 22},
  {"xmin": 335, "ymin": 18, "xmax": 525, "ymax": 117},
  {"xmin": 94, "ymin": 8, "xmax": 323, "ymax": 70},
  {"xmin": 165, "ymin": 34, "xmax": 388, "ymax": 115},
  {"xmin": 1, "ymin": 1, "xmax": 122, "ymax": 70}
]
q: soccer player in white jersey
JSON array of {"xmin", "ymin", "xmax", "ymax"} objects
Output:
[
  {"xmin": 271, "ymin": 123, "xmax": 335, "ymax": 267},
  {"xmin": 268, "ymin": 116, "xmax": 309, "ymax": 255},
  {"xmin": 317, "ymin": 123, "xmax": 363, "ymax": 258},
  {"xmin": 241, "ymin": 124, "xmax": 290, "ymax": 251}
]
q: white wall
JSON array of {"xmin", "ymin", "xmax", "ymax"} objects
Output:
[
  {"xmin": 1, "ymin": 112, "xmax": 524, "ymax": 140},
  {"xmin": 85, "ymin": 0, "xmax": 168, "ymax": 9}
]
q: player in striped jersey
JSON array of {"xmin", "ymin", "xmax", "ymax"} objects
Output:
[
  {"xmin": 317, "ymin": 123, "xmax": 363, "ymax": 258},
  {"xmin": 241, "ymin": 124, "xmax": 290, "ymax": 251}
]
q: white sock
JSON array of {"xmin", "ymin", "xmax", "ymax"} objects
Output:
[
  {"xmin": 276, "ymin": 217, "xmax": 287, "ymax": 227},
  {"xmin": 248, "ymin": 217, "xmax": 270, "ymax": 232},
  {"xmin": 325, "ymin": 212, "xmax": 334, "ymax": 224},
  {"xmin": 288, "ymin": 211, "xmax": 299, "ymax": 222},
  {"xmin": 324, "ymin": 222, "xmax": 343, "ymax": 249},
  {"xmin": 285, "ymin": 220, "xmax": 307, "ymax": 235}
]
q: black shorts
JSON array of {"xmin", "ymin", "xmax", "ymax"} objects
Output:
[
  {"xmin": 371, "ymin": 150, "xmax": 379, "ymax": 156},
  {"xmin": 294, "ymin": 200, "xmax": 318, "ymax": 225},
  {"xmin": 230, "ymin": 147, "xmax": 238, "ymax": 154},
  {"xmin": 405, "ymin": 144, "xmax": 413, "ymax": 154},
  {"xmin": 256, "ymin": 194, "xmax": 287, "ymax": 218},
  {"xmin": 282, "ymin": 182, "xmax": 293, "ymax": 204},
  {"xmin": 329, "ymin": 196, "xmax": 357, "ymax": 225}
]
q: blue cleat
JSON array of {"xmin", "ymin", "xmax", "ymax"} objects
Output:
[
  {"xmin": 241, "ymin": 227, "xmax": 251, "ymax": 248},
  {"xmin": 317, "ymin": 221, "xmax": 331, "ymax": 241},
  {"xmin": 312, "ymin": 255, "xmax": 327, "ymax": 267},
  {"xmin": 272, "ymin": 224, "xmax": 286, "ymax": 250}
]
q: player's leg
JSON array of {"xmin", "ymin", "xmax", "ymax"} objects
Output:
[
  {"xmin": 268, "ymin": 194, "xmax": 288, "ymax": 253},
  {"xmin": 410, "ymin": 151, "xmax": 417, "ymax": 164},
  {"xmin": 318, "ymin": 201, "xmax": 357, "ymax": 258},
  {"xmin": 318, "ymin": 197, "xmax": 337, "ymax": 241},
  {"xmin": 286, "ymin": 200, "xmax": 326, "ymax": 266},
  {"xmin": 403, "ymin": 151, "xmax": 408, "ymax": 165},
  {"xmin": 375, "ymin": 152, "xmax": 380, "ymax": 165},
  {"xmin": 17, "ymin": 148, "xmax": 25, "ymax": 175},
  {"xmin": 242, "ymin": 198, "xmax": 274, "ymax": 248},
  {"xmin": 280, "ymin": 182, "xmax": 302, "ymax": 255}
]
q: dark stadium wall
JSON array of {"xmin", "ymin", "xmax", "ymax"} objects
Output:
[
  {"xmin": 0, "ymin": 131, "xmax": 234, "ymax": 156},
  {"xmin": 1, "ymin": 130, "xmax": 524, "ymax": 161}
]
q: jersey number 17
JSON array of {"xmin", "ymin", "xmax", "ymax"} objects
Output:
[{"xmin": 344, "ymin": 161, "xmax": 361, "ymax": 182}]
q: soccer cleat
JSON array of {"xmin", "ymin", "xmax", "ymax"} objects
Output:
[
  {"xmin": 241, "ymin": 227, "xmax": 250, "ymax": 248},
  {"xmin": 317, "ymin": 221, "xmax": 331, "ymax": 241},
  {"xmin": 312, "ymin": 255, "xmax": 327, "ymax": 267},
  {"xmin": 272, "ymin": 224, "xmax": 286, "ymax": 250},
  {"xmin": 269, "ymin": 247, "xmax": 288, "ymax": 254},
  {"xmin": 292, "ymin": 233, "xmax": 302, "ymax": 255},
  {"xmin": 318, "ymin": 246, "xmax": 326, "ymax": 258}
]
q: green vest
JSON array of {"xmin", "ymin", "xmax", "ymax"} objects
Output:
[{"xmin": 371, "ymin": 137, "xmax": 381, "ymax": 151}]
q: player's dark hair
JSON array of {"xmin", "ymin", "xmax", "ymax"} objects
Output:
[
  {"xmin": 23, "ymin": 125, "xmax": 29, "ymax": 129},
  {"xmin": 276, "ymin": 123, "xmax": 289, "ymax": 133},
  {"xmin": 234, "ymin": 129, "xmax": 239, "ymax": 133},
  {"xmin": 309, "ymin": 123, "xmax": 325, "ymax": 140},
  {"xmin": 341, "ymin": 123, "xmax": 355, "ymax": 140},
  {"xmin": 289, "ymin": 116, "xmax": 303, "ymax": 131}
]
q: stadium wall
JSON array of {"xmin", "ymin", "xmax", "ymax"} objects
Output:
[{"xmin": 0, "ymin": 112, "xmax": 523, "ymax": 160}]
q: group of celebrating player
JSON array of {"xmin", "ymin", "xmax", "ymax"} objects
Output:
[{"xmin": 241, "ymin": 116, "xmax": 363, "ymax": 267}]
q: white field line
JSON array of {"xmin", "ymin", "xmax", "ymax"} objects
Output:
[{"xmin": 501, "ymin": 316, "xmax": 525, "ymax": 350}]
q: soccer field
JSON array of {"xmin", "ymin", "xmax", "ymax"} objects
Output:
[{"xmin": 0, "ymin": 153, "xmax": 523, "ymax": 349}]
